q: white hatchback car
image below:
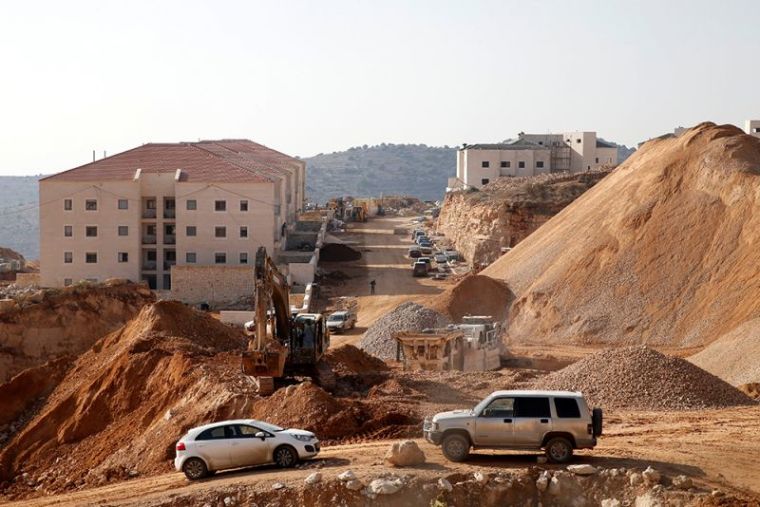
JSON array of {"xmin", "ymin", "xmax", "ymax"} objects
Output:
[{"xmin": 175, "ymin": 419, "xmax": 320, "ymax": 480}]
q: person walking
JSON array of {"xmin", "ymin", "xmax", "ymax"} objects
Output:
[{"xmin": 369, "ymin": 279, "xmax": 376, "ymax": 295}]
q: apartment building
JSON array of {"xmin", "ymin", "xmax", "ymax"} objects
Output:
[
  {"xmin": 451, "ymin": 131, "xmax": 618, "ymax": 190},
  {"xmin": 39, "ymin": 140, "xmax": 305, "ymax": 290},
  {"xmin": 745, "ymin": 120, "xmax": 760, "ymax": 138}
]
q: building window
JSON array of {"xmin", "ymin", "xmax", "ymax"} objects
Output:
[
  {"xmin": 240, "ymin": 200, "xmax": 248, "ymax": 212},
  {"xmin": 755, "ymin": 127, "xmax": 760, "ymax": 133},
  {"xmin": 240, "ymin": 252, "xmax": 248, "ymax": 264},
  {"xmin": 595, "ymin": 157, "xmax": 599, "ymax": 164},
  {"xmin": 240, "ymin": 226, "xmax": 248, "ymax": 238},
  {"xmin": 64, "ymin": 225, "xmax": 73, "ymax": 237},
  {"xmin": 481, "ymin": 178, "xmax": 489, "ymax": 185},
  {"xmin": 118, "ymin": 252, "xmax": 128, "ymax": 263},
  {"xmin": 500, "ymin": 161, "xmax": 509, "ymax": 168},
  {"xmin": 64, "ymin": 251, "xmax": 73, "ymax": 263},
  {"xmin": 64, "ymin": 278, "xmax": 72, "ymax": 286},
  {"xmin": 576, "ymin": 139, "xmax": 582, "ymax": 144},
  {"xmin": 481, "ymin": 161, "xmax": 490, "ymax": 168},
  {"xmin": 187, "ymin": 199, "xmax": 197, "ymax": 211},
  {"xmin": 118, "ymin": 199, "xmax": 128, "ymax": 210},
  {"xmin": 538, "ymin": 141, "xmax": 543, "ymax": 145},
  {"xmin": 186, "ymin": 252, "xmax": 197, "ymax": 263},
  {"xmin": 146, "ymin": 250, "xmax": 157, "ymax": 261},
  {"xmin": 118, "ymin": 226, "xmax": 129, "ymax": 236},
  {"xmin": 86, "ymin": 226, "xmax": 98, "ymax": 237},
  {"xmin": 85, "ymin": 199, "xmax": 97, "ymax": 211},
  {"xmin": 536, "ymin": 161, "xmax": 544, "ymax": 168},
  {"xmin": 215, "ymin": 252, "xmax": 226, "ymax": 264},
  {"xmin": 146, "ymin": 199, "xmax": 156, "ymax": 210},
  {"xmin": 64, "ymin": 199, "xmax": 72, "ymax": 211},
  {"xmin": 186, "ymin": 226, "xmax": 196, "ymax": 236},
  {"xmin": 518, "ymin": 161, "xmax": 526, "ymax": 168},
  {"xmin": 215, "ymin": 200, "xmax": 226, "ymax": 212},
  {"xmin": 85, "ymin": 252, "xmax": 98, "ymax": 264},
  {"xmin": 215, "ymin": 226, "xmax": 226, "ymax": 238}
]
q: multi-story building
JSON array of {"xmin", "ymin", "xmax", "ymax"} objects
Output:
[
  {"xmin": 39, "ymin": 140, "xmax": 305, "ymax": 290},
  {"xmin": 745, "ymin": 120, "xmax": 760, "ymax": 138},
  {"xmin": 451, "ymin": 131, "xmax": 618, "ymax": 190}
]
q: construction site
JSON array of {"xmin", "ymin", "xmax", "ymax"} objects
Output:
[{"xmin": 1, "ymin": 123, "xmax": 760, "ymax": 507}]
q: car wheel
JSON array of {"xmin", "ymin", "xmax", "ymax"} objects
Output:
[
  {"xmin": 441, "ymin": 433, "xmax": 470, "ymax": 462},
  {"xmin": 273, "ymin": 445, "xmax": 298, "ymax": 468},
  {"xmin": 182, "ymin": 458, "xmax": 209, "ymax": 480},
  {"xmin": 545, "ymin": 437, "xmax": 574, "ymax": 463}
]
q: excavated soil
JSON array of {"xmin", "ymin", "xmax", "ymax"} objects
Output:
[
  {"xmin": 360, "ymin": 302, "xmax": 451, "ymax": 360},
  {"xmin": 481, "ymin": 123, "xmax": 760, "ymax": 347},
  {"xmin": 689, "ymin": 318, "xmax": 760, "ymax": 386},
  {"xmin": 0, "ymin": 301, "xmax": 255, "ymax": 494},
  {"xmin": 320, "ymin": 243, "xmax": 362, "ymax": 262},
  {"xmin": 426, "ymin": 274, "xmax": 513, "ymax": 322},
  {"xmin": 533, "ymin": 346, "xmax": 756, "ymax": 411}
]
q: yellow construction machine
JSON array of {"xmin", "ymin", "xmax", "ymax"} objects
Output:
[{"xmin": 241, "ymin": 247, "xmax": 334, "ymax": 395}]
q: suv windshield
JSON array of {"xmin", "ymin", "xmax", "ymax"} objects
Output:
[{"xmin": 328, "ymin": 314, "xmax": 344, "ymax": 322}]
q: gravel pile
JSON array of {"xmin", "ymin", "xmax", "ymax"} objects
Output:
[
  {"xmin": 533, "ymin": 346, "xmax": 756, "ymax": 411},
  {"xmin": 360, "ymin": 302, "xmax": 451, "ymax": 360}
]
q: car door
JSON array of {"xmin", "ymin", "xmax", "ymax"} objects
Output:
[
  {"xmin": 194, "ymin": 425, "xmax": 234, "ymax": 469},
  {"xmin": 227, "ymin": 424, "xmax": 272, "ymax": 468},
  {"xmin": 473, "ymin": 397, "xmax": 515, "ymax": 446},
  {"xmin": 512, "ymin": 397, "xmax": 553, "ymax": 447}
]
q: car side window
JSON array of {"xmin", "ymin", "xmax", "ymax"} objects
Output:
[
  {"xmin": 554, "ymin": 397, "xmax": 581, "ymax": 418},
  {"xmin": 480, "ymin": 398, "xmax": 514, "ymax": 418},
  {"xmin": 514, "ymin": 397, "xmax": 551, "ymax": 418},
  {"xmin": 236, "ymin": 425, "xmax": 268, "ymax": 438},
  {"xmin": 196, "ymin": 426, "xmax": 230, "ymax": 440}
]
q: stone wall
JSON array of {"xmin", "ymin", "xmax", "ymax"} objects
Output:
[
  {"xmin": 14, "ymin": 273, "xmax": 40, "ymax": 287},
  {"xmin": 171, "ymin": 265, "xmax": 254, "ymax": 308}
]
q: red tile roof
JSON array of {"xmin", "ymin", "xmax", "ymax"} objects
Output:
[{"xmin": 41, "ymin": 140, "xmax": 302, "ymax": 183}]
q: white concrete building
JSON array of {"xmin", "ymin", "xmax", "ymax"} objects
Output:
[
  {"xmin": 451, "ymin": 131, "xmax": 618, "ymax": 190},
  {"xmin": 745, "ymin": 120, "xmax": 760, "ymax": 138},
  {"xmin": 39, "ymin": 140, "xmax": 305, "ymax": 291}
]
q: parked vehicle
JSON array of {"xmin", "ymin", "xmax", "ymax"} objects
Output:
[
  {"xmin": 412, "ymin": 261, "xmax": 429, "ymax": 277},
  {"xmin": 409, "ymin": 246, "xmax": 422, "ymax": 259},
  {"xmin": 419, "ymin": 245, "xmax": 433, "ymax": 255},
  {"xmin": 434, "ymin": 253, "xmax": 448, "ymax": 264},
  {"xmin": 326, "ymin": 310, "xmax": 357, "ymax": 334},
  {"xmin": 175, "ymin": 419, "xmax": 320, "ymax": 480},
  {"xmin": 423, "ymin": 390, "xmax": 602, "ymax": 463},
  {"xmin": 416, "ymin": 235, "xmax": 430, "ymax": 245},
  {"xmin": 444, "ymin": 250, "xmax": 460, "ymax": 262},
  {"xmin": 411, "ymin": 230, "xmax": 425, "ymax": 241},
  {"xmin": 414, "ymin": 257, "xmax": 432, "ymax": 271}
]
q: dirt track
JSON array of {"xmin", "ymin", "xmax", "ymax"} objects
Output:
[
  {"xmin": 320, "ymin": 216, "xmax": 448, "ymax": 347},
  {"xmin": 7, "ymin": 406, "xmax": 759, "ymax": 506}
]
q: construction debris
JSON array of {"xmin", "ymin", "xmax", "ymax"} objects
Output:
[{"xmin": 360, "ymin": 302, "xmax": 451, "ymax": 360}]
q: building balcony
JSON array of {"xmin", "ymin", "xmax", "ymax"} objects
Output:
[
  {"xmin": 142, "ymin": 235, "xmax": 157, "ymax": 245},
  {"xmin": 163, "ymin": 261, "xmax": 176, "ymax": 270},
  {"xmin": 164, "ymin": 235, "xmax": 176, "ymax": 245},
  {"xmin": 142, "ymin": 209, "xmax": 157, "ymax": 219},
  {"xmin": 163, "ymin": 209, "xmax": 176, "ymax": 219},
  {"xmin": 142, "ymin": 261, "xmax": 157, "ymax": 271}
]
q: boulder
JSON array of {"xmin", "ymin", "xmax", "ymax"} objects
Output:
[
  {"xmin": 672, "ymin": 475, "xmax": 692, "ymax": 490},
  {"xmin": 642, "ymin": 466, "xmax": 661, "ymax": 485},
  {"xmin": 629, "ymin": 472, "xmax": 643, "ymax": 487},
  {"xmin": 384, "ymin": 440, "xmax": 426, "ymax": 467},
  {"xmin": 338, "ymin": 470, "xmax": 357, "ymax": 482},
  {"xmin": 567, "ymin": 464, "xmax": 597, "ymax": 476},
  {"xmin": 601, "ymin": 500, "xmax": 621, "ymax": 507},
  {"xmin": 368, "ymin": 478, "xmax": 403, "ymax": 495},
  {"xmin": 536, "ymin": 471, "xmax": 550, "ymax": 492},
  {"xmin": 438, "ymin": 478, "xmax": 453, "ymax": 492},
  {"xmin": 345, "ymin": 479, "xmax": 363, "ymax": 491},
  {"xmin": 305, "ymin": 472, "xmax": 322, "ymax": 485}
]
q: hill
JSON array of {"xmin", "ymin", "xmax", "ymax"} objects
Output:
[
  {"xmin": 0, "ymin": 176, "xmax": 40, "ymax": 259},
  {"xmin": 481, "ymin": 122, "xmax": 760, "ymax": 347},
  {"xmin": 304, "ymin": 144, "xmax": 456, "ymax": 203}
]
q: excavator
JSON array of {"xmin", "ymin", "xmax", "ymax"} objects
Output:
[{"xmin": 241, "ymin": 247, "xmax": 335, "ymax": 395}]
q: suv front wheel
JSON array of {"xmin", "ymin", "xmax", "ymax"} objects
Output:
[
  {"xmin": 545, "ymin": 437, "xmax": 573, "ymax": 463},
  {"xmin": 441, "ymin": 433, "xmax": 470, "ymax": 462}
]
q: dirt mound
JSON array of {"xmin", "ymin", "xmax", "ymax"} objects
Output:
[
  {"xmin": 689, "ymin": 318, "xmax": 760, "ymax": 385},
  {"xmin": 320, "ymin": 243, "xmax": 362, "ymax": 262},
  {"xmin": 360, "ymin": 302, "xmax": 451, "ymax": 360},
  {"xmin": 481, "ymin": 123, "xmax": 760, "ymax": 347},
  {"xmin": 0, "ymin": 282, "xmax": 154, "ymax": 382},
  {"xmin": 0, "ymin": 301, "xmax": 253, "ymax": 495},
  {"xmin": 324, "ymin": 344, "xmax": 389, "ymax": 376},
  {"xmin": 533, "ymin": 346, "xmax": 755, "ymax": 411},
  {"xmin": 426, "ymin": 274, "xmax": 513, "ymax": 322}
]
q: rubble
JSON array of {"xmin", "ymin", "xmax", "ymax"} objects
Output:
[{"xmin": 360, "ymin": 301, "xmax": 451, "ymax": 359}]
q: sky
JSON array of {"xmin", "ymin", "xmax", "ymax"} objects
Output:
[{"xmin": 1, "ymin": 0, "xmax": 759, "ymax": 176}]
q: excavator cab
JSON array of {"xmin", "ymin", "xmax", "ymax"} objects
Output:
[{"xmin": 288, "ymin": 313, "xmax": 330, "ymax": 367}]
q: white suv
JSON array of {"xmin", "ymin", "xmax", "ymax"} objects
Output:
[{"xmin": 175, "ymin": 419, "xmax": 320, "ymax": 480}]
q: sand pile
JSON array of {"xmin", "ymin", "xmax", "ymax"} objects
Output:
[
  {"xmin": 360, "ymin": 302, "xmax": 451, "ymax": 360},
  {"xmin": 0, "ymin": 301, "xmax": 254, "ymax": 495},
  {"xmin": 533, "ymin": 346, "xmax": 755, "ymax": 411},
  {"xmin": 324, "ymin": 344, "xmax": 390, "ymax": 395},
  {"xmin": 426, "ymin": 274, "xmax": 513, "ymax": 322},
  {"xmin": 688, "ymin": 318, "xmax": 760, "ymax": 386},
  {"xmin": 480, "ymin": 123, "xmax": 760, "ymax": 347},
  {"xmin": 320, "ymin": 243, "xmax": 362, "ymax": 262}
]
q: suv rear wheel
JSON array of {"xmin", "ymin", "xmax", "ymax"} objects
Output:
[
  {"xmin": 441, "ymin": 433, "xmax": 470, "ymax": 462},
  {"xmin": 545, "ymin": 437, "xmax": 573, "ymax": 463},
  {"xmin": 182, "ymin": 458, "xmax": 209, "ymax": 480}
]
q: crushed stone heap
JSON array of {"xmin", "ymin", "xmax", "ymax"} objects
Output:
[{"xmin": 533, "ymin": 346, "xmax": 756, "ymax": 411}]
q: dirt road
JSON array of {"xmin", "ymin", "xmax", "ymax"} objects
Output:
[
  {"xmin": 320, "ymin": 216, "xmax": 448, "ymax": 347},
  {"xmin": 8, "ymin": 406, "xmax": 759, "ymax": 506}
]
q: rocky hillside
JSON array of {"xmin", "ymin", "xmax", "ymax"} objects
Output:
[
  {"xmin": 482, "ymin": 123, "xmax": 760, "ymax": 348},
  {"xmin": 0, "ymin": 176, "xmax": 40, "ymax": 260},
  {"xmin": 304, "ymin": 144, "xmax": 456, "ymax": 203},
  {"xmin": 437, "ymin": 171, "xmax": 610, "ymax": 266}
]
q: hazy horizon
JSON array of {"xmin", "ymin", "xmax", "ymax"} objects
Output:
[{"xmin": 1, "ymin": 0, "xmax": 759, "ymax": 176}]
